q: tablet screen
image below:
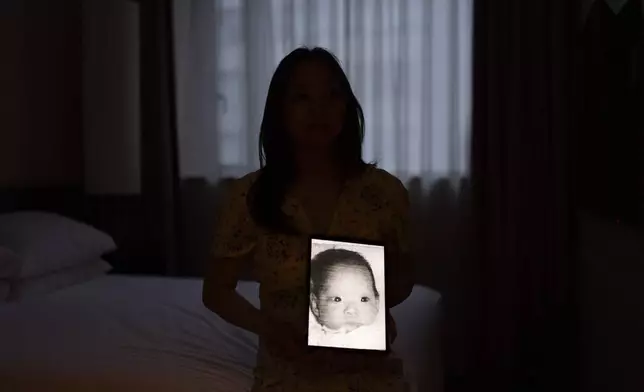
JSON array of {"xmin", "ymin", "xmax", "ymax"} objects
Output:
[{"xmin": 307, "ymin": 237, "xmax": 387, "ymax": 352}]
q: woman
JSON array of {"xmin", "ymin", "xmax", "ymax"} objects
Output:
[{"xmin": 203, "ymin": 47, "xmax": 414, "ymax": 391}]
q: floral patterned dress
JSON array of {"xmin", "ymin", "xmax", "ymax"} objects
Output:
[{"xmin": 211, "ymin": 165, "xmax": 411, "ymax": 392}]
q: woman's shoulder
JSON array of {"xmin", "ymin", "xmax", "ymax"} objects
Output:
[
  {"xmin": 362, "ymin": 165, "xmax": 409, "ymax": 201},
  {"xmin": 217, "ymin": 171, "xmax": 262, "ymax": 213},
  {"xmin": 226, "ymin": 170, "xmax": 262, "ymax": 195},
  {"xmin": 366, "ymin": 166, "xmax": 405, "ymax": 186}
]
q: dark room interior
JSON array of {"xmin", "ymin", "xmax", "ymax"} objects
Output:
[{"xmin": 0, "ymin": 0, "xmax": 642, "ymax": 391}]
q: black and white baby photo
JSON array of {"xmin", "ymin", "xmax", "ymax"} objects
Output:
[{"xmin": 308, "ymin": 238, "xmax": 387, "ymax": 351}]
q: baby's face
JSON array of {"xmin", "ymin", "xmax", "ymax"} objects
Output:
[{"xmin": 311, "ymin": 265, "xmax": 379, "ymax": 332}]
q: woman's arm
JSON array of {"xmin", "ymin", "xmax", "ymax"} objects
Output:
[
  {"xmin": 204, "ymin": 256, "xmax": 309, "ymax": 360},
  {"xmin": 385, "ymin": 177, "xmax": 415, "ymax": 308},
  {"xmin": 203, "ymin": 175, "xmax": 264, "ymax": 333},
  {"xmin": 202, "ymin": 256, "xmax": 263, "ymax": 335},
  {"xmin": 386, "ymin": 250, "xmax": 414, "ymax": 308}
]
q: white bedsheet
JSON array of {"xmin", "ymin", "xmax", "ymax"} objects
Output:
[{"xmin": 0, "ymin": 275, "xmax": 441, "ymax": 391}]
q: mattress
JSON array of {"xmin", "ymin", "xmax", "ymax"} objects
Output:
[{"xmin": 0, "ymin": 275, "xmax": 442, "ymax": 391}]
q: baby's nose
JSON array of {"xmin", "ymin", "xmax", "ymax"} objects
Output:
[{"xmin": 344, "ymin": 304, "xmax": 358, "ymax": 315}]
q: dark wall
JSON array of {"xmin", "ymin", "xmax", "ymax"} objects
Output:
[
  {"xmin": 0, "ymin": 0, "xmax": 150, "ymax": 275},
  {"xmin": 0, "ymin": 0, "xmax": 83, "ymax": 188}
]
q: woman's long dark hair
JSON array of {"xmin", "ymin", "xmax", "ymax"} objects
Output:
[{"xmin": 248, "ymin": 47, "xmax": 368, "ymax": 234}]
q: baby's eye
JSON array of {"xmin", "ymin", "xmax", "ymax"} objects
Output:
[
  {"xmin": 333, "ymin": 297, "xmax": 342, "ymax": 302},
  {"xmin": 361, "ymin": 297, "xmax": 370, "ymax": 302}
]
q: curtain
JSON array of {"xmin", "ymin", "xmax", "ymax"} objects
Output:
[
  {"xmin": 174, "ymin": 0, "xmax": 474, "ymax": 285},
  {"xmin": 451, "ymin": 0, "xmax": 579, "ymax": 390},
  {"xmin": 577, "ymin": 3, "xmax": 644, "ymax": 391},
  {"xmin": 139, "ymin": 0, "xmax": 181, "ymax": 275},
  {"xmin": 207, "ymin": 0, "xmax": 473, "ymax": 187},
  {"xmin": 577, "ymin": 0, "xmax": 643, "ymax": 226}
]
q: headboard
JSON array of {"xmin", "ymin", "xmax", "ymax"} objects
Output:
[{"xmin": 0, "ymin": 187, "xmax": 88, "ymax": 221}]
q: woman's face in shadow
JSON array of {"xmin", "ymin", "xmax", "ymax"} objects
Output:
[{"xmin": 283, "ymin": 59, "xmax": 347, "ymax": 153}]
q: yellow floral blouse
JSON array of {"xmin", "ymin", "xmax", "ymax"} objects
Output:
[{"xmin": 211, "ymin": 165, "xmax": 411, "ymax": 392}]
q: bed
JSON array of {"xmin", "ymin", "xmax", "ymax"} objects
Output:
[
  {"xmin": 0, "ymin": 188, "xmax": 442, "ymax": 391},
  {"xmin": 0, "ymin": 275, "xmax": 442, "ymax": 391}
]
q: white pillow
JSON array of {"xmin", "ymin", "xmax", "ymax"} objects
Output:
[
  {"xmin": 5, "ymin": 259, "xmax": 112, "ymax": 301},
  {"xmin": 0, "ymin": 212, "xmax": 117, "ymax": 279}
]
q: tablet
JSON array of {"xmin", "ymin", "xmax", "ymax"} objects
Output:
[{"xmin": 307, "ymin": 236, "xmax": 388, "ymax": 352}]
